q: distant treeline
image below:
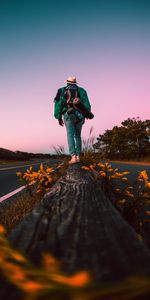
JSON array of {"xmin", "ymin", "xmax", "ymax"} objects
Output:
[
  {"xmin": 0, "ymin": 148, "xmax": 67, "ymax": 161},
  {"xmin": 93, "ymin": 117, "xmax": 150, "ymax": 160}
]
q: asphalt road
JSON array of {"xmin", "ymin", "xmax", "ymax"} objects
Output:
[
  {"xmin": 0, "ymin": 160, "xmax": 150, "ymax": 199},
  {"xmin": 0, "ymin": 159, "xmax": 59, "ymax": 198},
  {"xmin": 110, "ymin": 161, "xmax": 150, "ymax": 181}
]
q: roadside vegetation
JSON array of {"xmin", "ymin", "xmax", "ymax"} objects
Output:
[
  {"xmin": 82, "ymin": 162, "xmax": 150, "ymax": 248},
  {"xmin": 80, "ymin": 124, "xmax": 150, "ymax": 248},
  {"xmin": 0, "ymin": 189, "xmax": 42, "ymax": 233},
  {"xmin": 0, "ymin": 160, "xmax": 69, "ymax": 233},
  {"xmin": 93, "ymin": 117, "xmax": 150, "ymax": 162},
  {"xmin": 0, "ymin": 147, "xmax": 68, "ymax": 162}
]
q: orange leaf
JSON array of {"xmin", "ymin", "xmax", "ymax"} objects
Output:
[
  {"xmin": 52, "ymin": 271, "xmax": 90, "ymax": 287},
  {"xmin": 0, "ymin": 225, "xmax": 6, "ymax": 234},
  {"xmin": 21, "ymin": 281, "xmax": 43, "ymax": 293}
]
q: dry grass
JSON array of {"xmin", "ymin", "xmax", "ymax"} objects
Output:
[{"xmin": 0, "ymin": 189, "xmax": 42, "ymax": 233}]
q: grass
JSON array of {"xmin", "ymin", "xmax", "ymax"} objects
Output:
[{"xmin": 0, "ymin": 188, "xmax": 42, "ymax": 233}]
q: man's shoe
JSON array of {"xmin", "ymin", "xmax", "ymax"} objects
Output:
[{"xmin": 68, "ymin": 155, "xmax": 77, "ymax": 164}]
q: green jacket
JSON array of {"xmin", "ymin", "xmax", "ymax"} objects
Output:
[{"xmin": 54, "ymin": 86, "xmax": 91, "ymax": 120}]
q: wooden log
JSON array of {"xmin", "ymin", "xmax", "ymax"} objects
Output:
[{"xmin": 9, "ymin": 163, "xmax": 150, "ymax": 282}]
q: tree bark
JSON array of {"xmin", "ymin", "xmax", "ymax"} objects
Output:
[{"xmin": 9, "ymin": 163, "xmax": 150, "ymax": 282}]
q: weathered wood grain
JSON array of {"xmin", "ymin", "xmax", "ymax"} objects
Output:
[{"xmin": 9, "ymin": 163, "xmax": 150, "ymax": 282}]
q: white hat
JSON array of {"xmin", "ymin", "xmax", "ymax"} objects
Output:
[{"xmin": 65, "ymin": 76, "xmax": 78, "ymax": 84}]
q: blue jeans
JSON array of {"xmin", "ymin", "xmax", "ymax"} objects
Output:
[{"xmin": 63, "ymin": 112, "xmax": 84, "ymax": 156}]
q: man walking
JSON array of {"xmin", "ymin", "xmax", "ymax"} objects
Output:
[{"xmin": 54, "ymin": 76, "xmax": 92, "ymax": 164}]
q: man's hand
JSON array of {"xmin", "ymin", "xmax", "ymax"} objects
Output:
[{"xmin": 58, "ymin": 119, "xmax": 64, "ymax": 126}]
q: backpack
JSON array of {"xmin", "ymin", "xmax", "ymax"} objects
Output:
[
  {"xmin": 61, "ymin": 86, "xmax": 84, "ymax": 123},
  {"xmin": 63, "ymin": 86, "xmax": 80, "ymax": 106},
  {"xmin": 61, "ymin": 86, "xmax": 94, "ymax": 120}
]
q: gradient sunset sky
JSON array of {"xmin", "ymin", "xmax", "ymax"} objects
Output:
[{"xmin": 1, "ymin": 0, "xmax": 150, "ymax": 153}]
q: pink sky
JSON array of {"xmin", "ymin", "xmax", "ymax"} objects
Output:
[{"xmin": 1, "ymin": 56, "xmax": 150, "ymax": 154}]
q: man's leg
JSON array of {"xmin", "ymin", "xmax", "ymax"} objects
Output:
[
  {"xmin": 74, "ymin": 120, "xmax": 84, "ymax": 157},
  {"xmin": 64, "ymin": 113, "xmax": 76, "ymax": 156}
]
